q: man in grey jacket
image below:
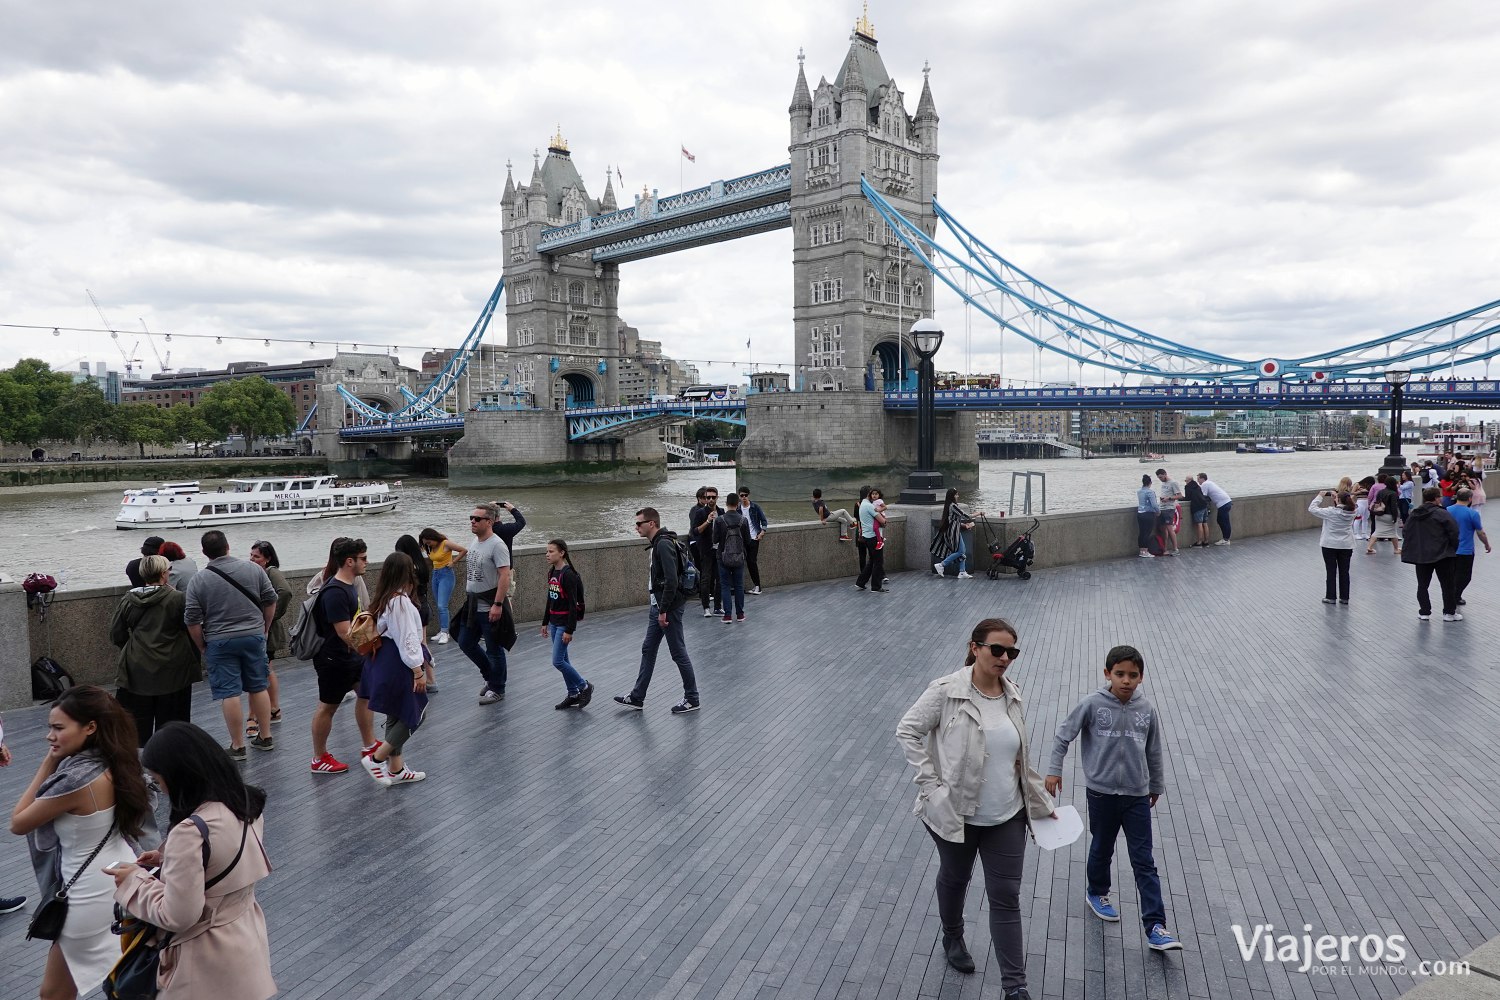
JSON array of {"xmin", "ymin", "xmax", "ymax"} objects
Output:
[{"xmin": 184, "ymin": 529, "xmax": 277, "ymax": 760}]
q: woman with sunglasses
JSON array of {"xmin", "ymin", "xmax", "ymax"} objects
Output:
[
  {"xmin": 896, "ymin": 618, "xmax": 1056, "ymax": 1000},
  {"xmin": 247, "ymin": 541, "xmax": 291, "ymax": 731}
]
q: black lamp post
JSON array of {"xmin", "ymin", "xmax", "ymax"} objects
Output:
[
  {"xmin": 899, "ymin": 318, "xmax": 946, "ymax": 504},
  {"xmin": 1380, "ymin": 364, "xmax": 1410, "ymax": 477}
]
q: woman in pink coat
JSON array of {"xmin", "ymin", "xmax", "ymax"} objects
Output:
[{"xmin": 105, "ymin": 722, "xmax": 275, "ymax": 999}]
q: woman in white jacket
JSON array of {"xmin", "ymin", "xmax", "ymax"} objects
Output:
[
  {"xmin": 1309, "ymin": 491, "xmax": 1357, "ymax": 604},
  {"xmin": 358, "ymin": 553, "xmax": 430, "ymax": 786},
  {"xmin": 895, "ymin": 618, "xmax": 1055, "ymax": 1000}
]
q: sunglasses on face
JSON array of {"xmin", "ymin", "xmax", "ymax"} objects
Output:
[
  {"xmin": 470, "ymin": 515, "xmax": 491, "ymax": 522},
  {"xmin": 634, "ymin": 520, "xmax": 648, "ymax": 527},
  {"xmin": 974, "ymin": 642, "xmax": 1021, "ymax": 660}
]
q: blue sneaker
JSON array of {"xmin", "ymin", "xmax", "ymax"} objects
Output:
[
  {"xmin": 1085, "ymin": 893, "xmax": 1120, "ymax": 922},
  {"xmin": 1146, "ymin": 924, "xmax": 1183, "ymax": 951}
]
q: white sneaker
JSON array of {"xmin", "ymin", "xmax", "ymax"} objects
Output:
[
  {"xmin": 360, "ymin": 753, "xmax": 393, "ymax": 787},
  {"xmin": 1443, "ymin": 613, "xmax": 1464, "ymax": 622},
  {"xmin": 1214, "ymin": 539, "xmax": 1231, "ymax": 546},
  {"xmin": 389, "ymin": 767, "xmax": 426, "ymax": 784},
  {"xmin": 1139, "ymin": 551, "xmax": 1155, "ymax": 558},
  {"xmin": 703, "ymin": 607, "xmax": 713, "ymax": 618},
  {"xmin": 433, "ymin": 631, "xmax": 449, "ymax": 645},
  {"xmin": 934, "ymin": 562, "xmax": 945, "ymax": 575},
  {"xmin": 749, "ymin": 586, "xmax": 761, "ymax": 595},
  {"xmin": 956, "ymin": 572, "xmax": 973, "ymax": 579}
]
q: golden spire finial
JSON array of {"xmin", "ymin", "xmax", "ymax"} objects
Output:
[
  {"xmin": 548, "ymin": 124, "xmax": 569, "ymax": 153},
  {"xmin": 854, "ymin": 1, "xmax": 876, "ymax": 41}
]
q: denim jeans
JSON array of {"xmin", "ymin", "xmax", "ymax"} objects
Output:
[
  {"xmin": 1136, "ymin": 512, "xmax": 1158, "ymax": 549},
  {"xmin": 548, "ymin": 624, "xmax": 587, "ymax": 694},
  {"xmin": 458, "ymin": 607, "xmax": 507, "ymax": 693},
  {"xmin": 1085, "ymin": 789, "xmax": 1166, "ymax": 931},
  {"xmin": 629, "ymin": 605, "xmax": 698, "ymax": 704},
  {"xmin": 941, "ymin": 531, "xmax": 969, "ymax": 573},
  {"xmin": 1216, "ymin": 501, "xmax": 1233, "ymax": 541},
  {"xmin": 855, "ymin": 536, "xmax": 885, "ymax": 590},
  {"xmin": 1321, "ymin": 547, "xmax": 1352, "ymax": 600},
  {"xmin": 431, "ymin": 566, "xmax": 456, "ymax": 631},
  {"xmin": 718, "ymin": 563, "xmax": 746, "ymax": 615}
]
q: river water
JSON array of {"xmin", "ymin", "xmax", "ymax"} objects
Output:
[{"xmin": 1, "ymin": 448, "xmax": 1387, "ymax": 588}]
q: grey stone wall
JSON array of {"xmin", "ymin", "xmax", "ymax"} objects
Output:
[
  {"xmin": 736, "ymin": 391, "xmax": 977, "ymax": 501},
  {"xmin": 446, "ymin": 411, "xmax": 667, "ymax": 488}
]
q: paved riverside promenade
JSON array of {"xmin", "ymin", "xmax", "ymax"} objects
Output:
[{"xmin": 1, "ymin": 528, "xmax": 1497, "ymax": 999}]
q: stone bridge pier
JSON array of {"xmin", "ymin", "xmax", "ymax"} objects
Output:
[
  {"xmin": 735, "ymin": 391, "xmax": 977, "ymax": 501},
  {"xmin": 446, "ymin": 410, "xmax": 666, "ymax": 488}
]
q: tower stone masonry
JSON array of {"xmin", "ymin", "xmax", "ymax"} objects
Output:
[
  {"xmin": 501, "ymin": 129, "xmax": 622, "ymax": 409},
  {"xmin": 788, "ymin": 14, "xmax": 939, "ymax": 394}
]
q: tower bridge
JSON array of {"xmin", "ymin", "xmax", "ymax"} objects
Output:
[{"xmin": 321, "ymin": 9, "xmax": 1500, "ymax": 492}]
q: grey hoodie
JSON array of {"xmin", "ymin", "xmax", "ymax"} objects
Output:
[{"xmin": 1047, "ymin": 685, "xmax": 1165, "ymax": 796}]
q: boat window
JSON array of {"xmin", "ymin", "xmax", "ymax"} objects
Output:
[
  {"xmin": 333, "ymin": 496, "xmax": 345, "ymax": 507},
  {"xmin": 235, "ymin": 483, "xmax": 254, "ymax": 493},
  {"xmin": 230, "ymin": 504, "xmax": 244, "ymax": 513},
  {"xmin": 295, "ymin": 480, "xmax": 313, "ymax": 490},
  {"xmin": 214, "ymin": 504, "xmax": 229, "ymax": 515},
  {"xmin": 322, "ymin": 498, "xmax": 333, "ymax": 508},
  {"xmin": 246, "ymin": 503, "xmax": 259, "ymax": 512},
  {"xmin": 292, "ymin": 500, "xmax": 303, "ymax": 509},
  {"xmin": 277, "ymin": 501, "xmax": 290, "ymax": 511},
  {"xmin": 259, "ymin": 482, "xmax": 275, "ymax": 491},
  {"xmin": 200, "ymin": 505, "xmax": 213, "ymax": 515}
]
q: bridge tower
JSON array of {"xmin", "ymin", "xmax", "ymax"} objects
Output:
[
  {"xmin": 501, "ymin": 129, "xmax": 622, "ymax": 408},
  {"xmin": 789, "ymin": 10, "xmax": 938, "ymax": 393}
]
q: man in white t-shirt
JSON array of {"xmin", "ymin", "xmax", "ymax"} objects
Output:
[
  {"xmin": 458, "ymin": 503, "xmax": 513, "ymax": 705},
  {"xmin": 1196, "ymin": 474, "xmax": 1234, "ymax": 545}
]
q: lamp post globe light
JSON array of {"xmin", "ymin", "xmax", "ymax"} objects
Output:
[
  {"xmin": 898, "ymin": 318, "xmax": 947, "ymax": 505},
  {"xmin": 1381, "ymin": 364, "xmax": 1411, "ymax": 478}
]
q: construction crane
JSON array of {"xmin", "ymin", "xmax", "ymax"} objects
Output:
[
  {"xmin": 138, "ymin": 318, "xmax": 172, "ymax": 373},
  {"xmin": 87, "ymin": 289, "xmax": 141, "ymax": 374}
]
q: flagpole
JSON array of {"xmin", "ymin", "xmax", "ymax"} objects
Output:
[{"xmin": 679, "ymin": 143, "xmax": 683, "ymax": 193}]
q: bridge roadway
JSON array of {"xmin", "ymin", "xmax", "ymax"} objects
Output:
[
  {"xmin": 2, "ymin": 529, "xmax": 1493, "ymax": 998},
  {"xmin": 338, "ymin": 377, "xmax": 1500, "ymax": 442}
]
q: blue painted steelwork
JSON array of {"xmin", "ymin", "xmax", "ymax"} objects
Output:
[
  {"xmin": 566, "ymin": 399, "xmax": 747, "ymax": 441},
  {"xmin": 333, "ymin": 277, "xmax": 504, "ymax": 424},
  {"xmin": 860, "ymin": 178, "xmax": 1500, "ymax": 381},
  {"xmin": 295, "ymin": 402, "xmax": 318, "ymax": 434},
  {"xmin": 882, "ymin": 378, "xmax": 1500, "ymax": 411},
  {"xmin": 590, "ymin": 203, "xmax": 791, "ymax": 265},
  {"xmin": 537, "ymin": 164, "xmax": 792, "ymax": 259},
  {"xmin": 339, "ymin": 415, "xmax": 466, "ymax": 439},
  {"xmin": 398, "ymin": 386, "xmax": 450, "ymax": 418}
]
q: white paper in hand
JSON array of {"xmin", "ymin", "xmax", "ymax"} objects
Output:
[{"xmin": 1031, "ymin": 805, "xmax": 1084, "ymax": 850}]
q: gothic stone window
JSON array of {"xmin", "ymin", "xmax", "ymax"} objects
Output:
[
  {"xmin": 568, "ymin": 281, "xmax": 586, "ymax": 306},
  {"xmin": 592, "ymin": 284, "xmax": 602, "ymax": 306},
  {"xmin": 816, "ymin": 106, "xmax": 831, "ymax": 127},
  {"xmin": 550, "ymin": 283, "xmax": 561, "ymax": 303},
  {"xmin": 569, "ymin": 315, "xmax": 588, "ymax": 346}
]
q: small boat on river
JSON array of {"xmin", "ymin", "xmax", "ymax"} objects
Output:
[{"xmin": 115, "ymin": 476, "xmax": 399, "ymax": 530}]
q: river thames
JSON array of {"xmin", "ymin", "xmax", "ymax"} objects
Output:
[{"xmin": 0, "ymin": 448, "xmax": 1386, "ymax": 587}]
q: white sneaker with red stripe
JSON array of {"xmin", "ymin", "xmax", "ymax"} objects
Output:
[
  {"xmin": 388, "ymin": 767, "xmax": 426, "ymax": 784},
  {"xmin": 360, "ymin": 753, "xmax": 393, "ymax": 787}
]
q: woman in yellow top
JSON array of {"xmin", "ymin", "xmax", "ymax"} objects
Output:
[{"xmin": 418, "ymin": 528, "xmax": 466, "ymax": 644}]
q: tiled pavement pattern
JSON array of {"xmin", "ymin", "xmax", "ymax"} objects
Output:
[{"xmin": 2, "ymin": 527, "xmax": 1497, "ymax": 999}]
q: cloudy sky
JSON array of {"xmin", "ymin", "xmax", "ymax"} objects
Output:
[{"xmin": 3, "ymin": 1, "xmax": 1498, "ymax": 389}]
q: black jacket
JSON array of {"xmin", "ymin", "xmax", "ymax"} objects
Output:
[
  {"xmin": 688, "ymin": 503, "xmax": 723, "ymax": 553},
  {"xmin": 648, "ymin": 530, "xmax": 686, "ymax": 612},
  {"xmin": 1401, "ymin": 503, "xmax": 1458, "ymax": 565},
  {"xmin": 545, "ymin": 564, "xmax": 585, "ymax": 634}
]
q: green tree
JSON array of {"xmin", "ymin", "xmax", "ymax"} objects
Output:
[
  {"xmin": 0, "ymin": 359, "xmax": 75, "ymax": 446},
  {"xmin": 41, "ymin": 382, "xmax": 113, "ymax": 443},
  {"xmin": 168, "ymin": 403, "xmax": 218, "ymax": 455},
  {"xmin": 109, "ymin": 402, "xmax": 175, "ymax": 458},
  {"xmin": 196, "ymin": 376, "xmax": 295, "ymax": 454}
]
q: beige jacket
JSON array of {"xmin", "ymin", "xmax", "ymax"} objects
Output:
[
  {"xmin": 115, "ymin": 801, "xmax": 275, "ymax": 1000},
  {"xmin": 895, "ymin": 666, "xmax": 1055, "ymax": 843}
]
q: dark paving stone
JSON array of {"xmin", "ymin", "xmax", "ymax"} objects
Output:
[{"xmin": 1, "ymin": 528, "xmax": 1496, "ymax": 998}]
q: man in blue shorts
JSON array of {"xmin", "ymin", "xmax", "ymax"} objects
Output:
[{"xmin": 184, "ymin": 529, "xmax": 278, "ymax": 760}]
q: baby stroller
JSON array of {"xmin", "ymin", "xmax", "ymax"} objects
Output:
[{"xmin": 984, "ymin": 518, "xmax": 1039, "ymax": 581}]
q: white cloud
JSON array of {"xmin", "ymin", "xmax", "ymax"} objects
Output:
[{"xmin": 2, "ymin": 0, "xmax": 1498, "ymax": 391}]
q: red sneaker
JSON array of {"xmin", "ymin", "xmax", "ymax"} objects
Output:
[
  {"xmin": 360, "ymin": 741, "xmax": 384, "ymax": 759},
  {"xmin": 310, "ymin": 752, "xmax": 348, "ymax": 775}
]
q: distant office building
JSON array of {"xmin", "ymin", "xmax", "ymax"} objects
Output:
[
  {"xmin": 74, "ymin": 361, "xmax": 123, "ymax": 404},
  {"xmin": 123, "ymin": 358, "xmax": 338, "ymax": 430}
]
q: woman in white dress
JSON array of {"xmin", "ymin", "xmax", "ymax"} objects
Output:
[{"xmin": 11, "ymin": 686, "xmax": 154, "ymax": 1000}]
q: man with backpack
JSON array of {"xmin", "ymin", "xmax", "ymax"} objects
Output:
[
  {"xmin": 716, "ymin": 500, "xmax": 753, "ymax": 622},
  {"xmin": 615, "ymin": 507, "xmax": 701, "ymax": 714},
  {"xmin": 308, "ymin": 537, "xmax": 379, "ymax": 773},
  {"xmin": 183, "ymin": 529, "xmax": 278, "ymax": 761}
]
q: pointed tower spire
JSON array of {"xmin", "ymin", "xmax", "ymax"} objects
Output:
[
  {"xmin": 790, "ymin": 47, "xmax": 812, "ymax": 111},
  {"xmin": 841, "ymin": 43, "xmax": 866, "ymax": 98},
  {"xmin": 916, "ymin": 62, "xmax": 937, "ymax": 119},
  {"xmin": 502, "ymin": 158, "xmax": 516, "ymax": 205},
  {"xmin": 601, "ymin": 169, "xmax": 617, "ymax": 212}
]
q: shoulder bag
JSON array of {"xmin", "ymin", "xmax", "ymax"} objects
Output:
[
  {"xmin": 27, "ymin": 818, "xmax": 117, "ymax": 941},
  {"xmin": 205, "ymin": 565, "xmax": 267, "ymax": 616},
  {"xmin": 105, "ymin": 815, "xmax": 250, "ymax": 1000}
]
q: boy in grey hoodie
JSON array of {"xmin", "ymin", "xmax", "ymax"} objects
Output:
[{"xmin": 1046, "ymin": 645, "xmax": 1182, "ymax": 951}]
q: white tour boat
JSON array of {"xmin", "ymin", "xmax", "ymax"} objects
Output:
[{"xmin": 116, "ymin": 476, "xmax": 399, "ymax": 530}]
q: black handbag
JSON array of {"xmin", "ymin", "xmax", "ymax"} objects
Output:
[
  {"xmin": 104, "ymin": 816, "xmax": 249, "ymax": 1000},
  {"xmin": 27, "ymin": 819, "xmax": 117, "ymax": 941}
]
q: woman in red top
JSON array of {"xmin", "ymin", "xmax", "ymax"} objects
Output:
[{"xmin": 540, "ymin": 539, "xmax": 592, "ymax": 711}]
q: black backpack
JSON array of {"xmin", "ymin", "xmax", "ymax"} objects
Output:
[
  {"xmin": 662, "ymin": 534, "xmax": 699, "ymax": 596},
  {"xmin": 32, "ymin": 656, "xmax": 73, "ymax": 701},
  {"xmin": 718, "ymin": 510, "xmax": 747, "ymax": 569}
]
